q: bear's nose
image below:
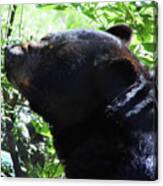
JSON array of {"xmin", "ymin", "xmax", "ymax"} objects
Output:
[
  {"xmin": 4, "ymin": 45, "xmax": 24, "ymax": 81},
  {"xmin": 4, "ymin": 45, "xmax": 24, "ymax": 69},
  {"xmin": 5, "ymin": 45, "xmax": 24, "ymax": 58}
]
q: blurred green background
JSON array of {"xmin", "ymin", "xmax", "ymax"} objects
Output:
[{"xmin": 0, "ymin": 1, "xmax": 157, "ymax": 178}]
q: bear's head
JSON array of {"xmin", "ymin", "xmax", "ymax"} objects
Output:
[{"xmin": 5, "ymin": 25, "xmax": 149, "ymax": 129}]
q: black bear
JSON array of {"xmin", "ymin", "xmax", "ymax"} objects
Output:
[{"xmin": 5, "ymin": 24, "xmax": 157, "ymax": 180}]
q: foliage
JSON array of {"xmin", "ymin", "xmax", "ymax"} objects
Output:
[{"xmin": 0, "ymin": 1, "xmax": 157, "ymax": 177}]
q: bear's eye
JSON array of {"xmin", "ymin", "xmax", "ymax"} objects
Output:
[{"xmin": 27, "ymin": 44, "xmax": 33, "ymax": 52}]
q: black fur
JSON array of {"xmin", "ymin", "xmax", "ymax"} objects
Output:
[{"xmin": 5, "ymin": 25, "xmax": 157, "ymax": 180}]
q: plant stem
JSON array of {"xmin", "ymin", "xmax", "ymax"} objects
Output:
[{"xmin": 6, "ymin": 5, "xmax": 17, "ymax": 39}]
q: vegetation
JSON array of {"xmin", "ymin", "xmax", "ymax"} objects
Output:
[{"xmin": 0, "ymin": 1, "xmax": 157, "ymax": 177}]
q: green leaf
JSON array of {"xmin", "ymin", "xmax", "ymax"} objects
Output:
[{"xmin": 143, "ymin": 42, "xmax": 156, "ymax": 52}]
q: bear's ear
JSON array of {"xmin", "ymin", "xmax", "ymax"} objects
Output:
[{"xmin": 106, "ymin": 24, "xmax": 132, "ymax": 47}]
